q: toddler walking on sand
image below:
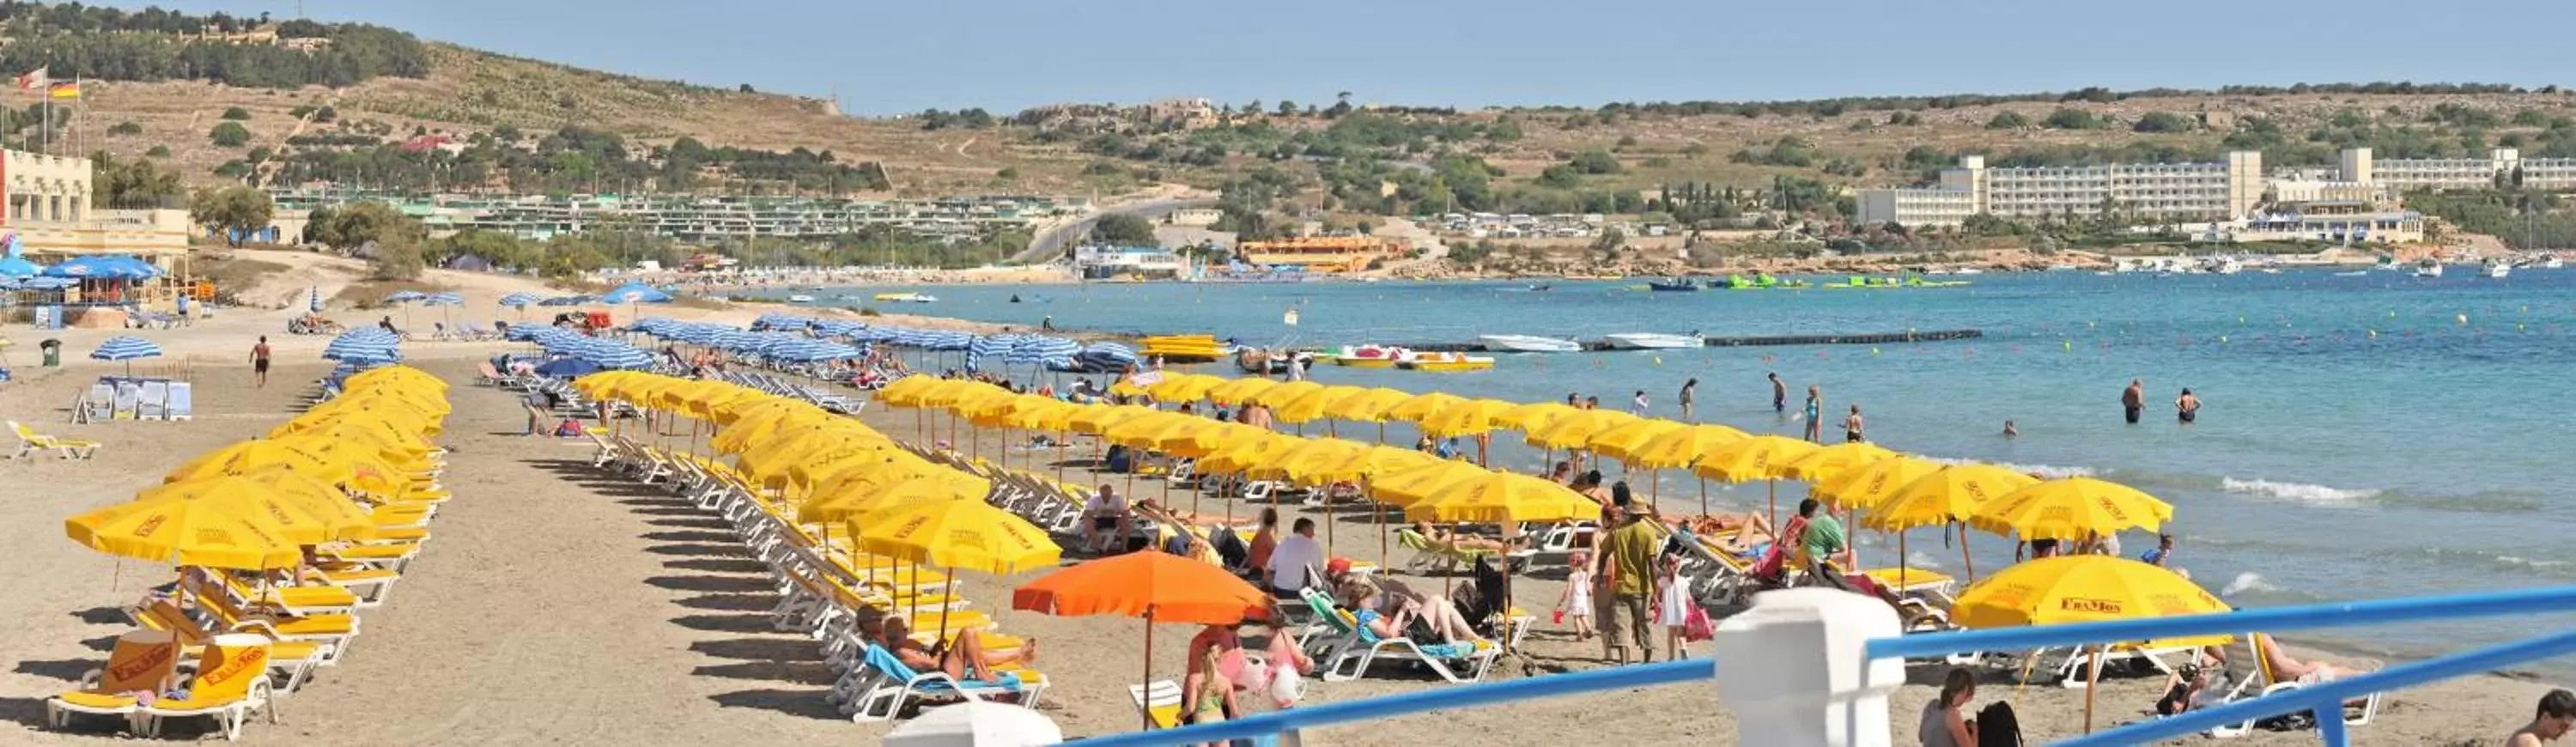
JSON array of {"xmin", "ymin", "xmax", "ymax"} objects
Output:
[{"xmin": 1558, "ymin": 551, "xmax": 1595, "ymax": 641}]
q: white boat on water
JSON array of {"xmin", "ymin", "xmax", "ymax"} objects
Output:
[
  {"xmin": 1602, "ymin": 332, "xmax": 1702, "ymax": 349},
  {"xmin": 1477, "ymin": 334, "xmax": 1583, "ymax": 353},
  {"xmin": 2414, "ymin": 259, "xmax": 2445, "ymax": 278},
  {"xmin": 2485, "ymin": 259, "xmax": 2512, "ymax": 279},
  {"xmin": 787, "ymin": 295, "xmax": 816, "ymax": 303},
  {"xmin": 873, "ymin": 292, "xmax": 939, "ymax": 303}
]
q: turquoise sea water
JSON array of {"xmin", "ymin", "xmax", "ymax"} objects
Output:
[{"xmin": 757, "ymin": 270, "xmax": 2576, "ymax": 665}]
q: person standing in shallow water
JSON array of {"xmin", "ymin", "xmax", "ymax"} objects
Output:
[
  {"xmin": 1769, "ymin": 373, "xmax": 1787, "ymax": 414},
  {"xmin": 2177, "ymin": 388, "xmax": 2201, "ymax": 424},
  {"xmin": 2122, "ymin": 379, "xmax": 2146, "ymax": 424},
  {"xmin": 1677, "ymin": 379, "xmax": 1698, "ymax": 421},
  {"xmin": 1801, "ymin": 386, "xmax": 1823, "ymax": 442}
]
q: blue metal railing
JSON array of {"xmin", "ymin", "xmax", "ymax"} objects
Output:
[{"xmin": 1071, "ymin": 586, "xmax": 2576, "ymax": 745}]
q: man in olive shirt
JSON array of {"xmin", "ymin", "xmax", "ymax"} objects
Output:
[{"xmin": 1593, "ymin": 506, "xmax": 1662, "ymax": 664}]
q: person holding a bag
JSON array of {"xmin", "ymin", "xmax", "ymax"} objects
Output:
[{"xmin": 1656, "ymin": 554, "xmax": 1703, "ymax": 660}]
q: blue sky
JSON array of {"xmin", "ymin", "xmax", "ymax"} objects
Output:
[{"xmin": 141, "ymin": 0, "xmax": 2576, "ymax": 115}]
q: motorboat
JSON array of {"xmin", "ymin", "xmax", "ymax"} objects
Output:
[
  {"xmin": 1476, "ymin": 334, "xmax": 1583, "ymax": 353},
  {"xmin": 2414, "ymin": 259, "xmax": 2445, "ymax": 278},
  {"xmin": 1236, "ymin": 348, "xmax": 1298, "ymax": 374},
  {"xmin": 1398, "ymin": 351, "xmax": 1494, "ymax": 372},
  {"xmin": 1323, "ymin": 343, "xmax": 1407, "ymax": 368},
  {"xmin": 1646, "ymin": 279, "xmax": 1702, "ymax": 292},
  {"xmin": 2484, "ymin": 259, "xmax": 2511, "ymax": 279},
  {"xmin": 872, "ymin": 292, "xmax": 939, "ymax": 303},
  {"xmin": 1602, "ymin": 332, "xmax": 1702, "ymax": 350},
  {"xmin": 787, "ymin": 295, "xmax": 816, "ymax": 304},
  {"xmin": 1952, "ymin": 268, "xmax": 1987, "ymax": 276}
]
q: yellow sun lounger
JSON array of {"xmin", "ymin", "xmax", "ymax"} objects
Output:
[
  {"xmin": 132, "ymin": 635, "xmax": 276, "ymax": 740},
  {"xmin": 129, "ymin": 601, "xmax": 333, "ymax": 687},
  {"xmin": 10, "ymin": 420, "xmax": 101, "ymax": 459},
  {"xmin": 46, "ymin": 629, "xmax": 179, "ymax": 729},
  {"xmin": 213, "ymin": 570, "xmax": 362, "ymax": 616}
]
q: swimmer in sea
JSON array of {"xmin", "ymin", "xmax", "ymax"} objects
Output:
[
  {"xmin": 2177, "ymin": 388, "xmax": 2200, "ymax": 423},
  {"xmin": 2002, "ymin": 420, "xmax": 2019, "ymax": 438}
]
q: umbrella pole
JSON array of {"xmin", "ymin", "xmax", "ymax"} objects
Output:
[
  {"xmin": 1698, "ymin": 477, "xmax": 1707, "ymax": 516},
  {"xmin": 2084, "ymin": 646, "xmax": 2102, "ymax": 732},
  {"xmin": 1766, "ymin": 479, "xmax": 1778, "ymax": 530},
  {"xmin": 1370, "ymin": 477, "xmax": 1385, "ymax": 568},
  {"xmin": 935, "ymin": 565, "xmax": 955, "ymax": 648},
  {"xmin": 1899, "ymin": 531, "xmax": 1909, "ymax": 587},
  {"xmin": 1139, "ymin": 606, "xmax": 1157, "ymax": 730}
]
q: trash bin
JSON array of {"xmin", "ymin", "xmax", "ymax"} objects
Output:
[{"xmin": 40, "ymin": 338, "xmax": 61, "ymax": 367}]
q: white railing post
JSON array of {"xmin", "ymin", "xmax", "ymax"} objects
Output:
[{"xmin": 1712, "ymin": 588, "xmax": 1903, "ymax": 747}]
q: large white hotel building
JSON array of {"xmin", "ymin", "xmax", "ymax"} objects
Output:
[{"xmin": 1860, "ymin": 147, "xmax": 2576, "ymax": 227}]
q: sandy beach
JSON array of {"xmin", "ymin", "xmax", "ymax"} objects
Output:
[{"xmin": 0, "ymin": 280, "xmax": 2555, "ymax": 746}]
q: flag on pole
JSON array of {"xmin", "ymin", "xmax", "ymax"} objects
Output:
[
  {"xmin": 47, "ymin": 81, "xmax": 80, "ymax": 100},
  {"xmin": 15, "ymin": 67, "xmax": 46, "ymax": 90}
]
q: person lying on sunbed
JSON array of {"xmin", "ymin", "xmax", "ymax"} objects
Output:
[
  {"xmin": 1343, "ymin": 577, "xmax": 1489, "ymax": 647},
  {"xmin": 878, "ymin": 616, "xmax": 1037, "ymax": 684},
  {"xmin": 1411, "ymin": 522, "xmax": 1525, "ymax": 552},
  {"xmin": 2254, "ymin": 633, "xmax": 2366, "ymax": 684},
  {"xmin": 1680, "ymin": 512, "xmax": 1776, "ymax": 556}
]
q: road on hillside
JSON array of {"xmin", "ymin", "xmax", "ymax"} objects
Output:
[{"xmin": 1010, "ymin": 197, "xmax": 1206, "ymax": 264}]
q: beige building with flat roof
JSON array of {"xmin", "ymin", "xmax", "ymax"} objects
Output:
[
  {"xmin": 2338, "ymin": 147, "xmax": 2576, "ymax": 191},
  {"xmin": 1859, "ymin": 151, "xmax": 2263, "ymax": 227},
  {"xmin": 2, "ymin": 149, "xmax": 191, "ymax": 268}
]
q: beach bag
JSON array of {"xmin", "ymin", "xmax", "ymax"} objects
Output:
[
  {"xmin": 1681, "ymin": 604, "xmax": 1715, "ymax": 642},
  {"xmin": 1975, "ymin": 701, "xmax": 2023, "ymax": 746}
]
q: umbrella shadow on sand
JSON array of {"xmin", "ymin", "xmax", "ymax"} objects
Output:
[{"xmin": 707, "ymin": 689, "xmax": 848, "ymax": 720}]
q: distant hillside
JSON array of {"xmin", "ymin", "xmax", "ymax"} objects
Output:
[{"xmin": 32, "ymin": 0, "xmax": 2576, "ymax": 236}]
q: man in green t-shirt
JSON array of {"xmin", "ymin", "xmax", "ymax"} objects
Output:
[
  {"xmin": 1799, "ymin": 497, "xmax": 1847, "ymax": 568},
  {"xmin": 1594, "ymin": 506, "xmax": 1663, "ymax": 664}
]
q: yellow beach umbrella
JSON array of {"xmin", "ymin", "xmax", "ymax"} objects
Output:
[
  {"xmin": 787, "ymin": 445, "xmax": 918, "ymax": 495},
  {"xmin": 1384, "ymin": 392, "xmax": 1467, "ymax": 423},
  {"xmin": 1865, "ymin": 464, "xmax": 2038, "ymax": 582},
  {"xmin": 711, "ymin": 397, "xmax": 819, "ymax": 427},
  {"xmin": 1327, "ymin": 387, "xmax": 1414, "ymax": 423},
  {"xmin": 1067, "ymin": 404, "xmax": 1154, "ymax": 434},
  {"xmin": 1778, "ymin": 441, "xmax": 1896, "ymax": 483},
  {"xmin": 1194, "ymin": 432, "xmax": 1295, "ymax": 477},
  {"xmin": 713, "ymin": 408, "xmax": 835, "ymax": 454},
  {"xmin": 874, "ymin": 375, "xmax": 945, "ymax": 408},
  {"xmin": 1952, "ymin": 555, "xmax": 2229, "ymax": 732},
  {"xmin": 1004, "ymin": 398, "xmax": 1080, "ymax": 431},
  {"xmin": 1693, "ymin": 435, "xmax": 1821, "ymax": 526},
  {"xmin": 1524, "ymin": 410, "xmax": 1637, "ymax": 475},
  {"xmin": 855, "ymin": 499, "xmax": 1060, "ymax": 575},
  {"xmin": 1270, "ymin": 438, "xmax": 1372, "ymax": 487},
  {"xmin": 1372, "ymin": 460, "xmax": 1490, "ymax": 506},
  {"xmin": 802, "ymin": 472, "xmax": 990, "ymax": 525},
  {"xmin": 1979, "ymin": 478, "xmax": 2177, "ymax": 541},
  {"xmin": 1271, "ymin": 385, "xmax": 1363, "ymax": 428},
  {"xmin": 1205, "ymin": 377, "xmax": 1279, "ymax": 406},
  {"xmin": 65, "ymin": 495, "xmax": 303, "ymax": 569},
  {"xmin": 346, "ymin": 364, "xmax": 448, "ymax": 393},
  {"xmin": 1405, "ymin": 472, "xmax": 1596, "ymax": 524},
  {"xmin": 1103, "ymin": 411, "xmax": 1200, "ymax": 450},
  {"xmin": 167, "ymin": 439, "xmax": 338, "ymax": 483},
  {"xmin": 1627, "ymin": 424, "xmax": 1749, "ymax": 513},
  {"xmin": 1250, "ymin": 380, "xmax": 1324, "ymax": 409},
  {"xmin": 1972, "ymin": 477, "xmax": 2173, "ymax": 543},
  {"xmin": 1108, "ymin": 378, "xmax": 1150, "ymax": 399},
  {"xmin": 1493, "ymin": 401, "xmax": 1580, "ymax": 432},
  {"xmin": 1817, "ymin": 456, "xmax": 1941, "ymax": 513},
  {"xmin": 1418, "ymin": 398, "xmax": 1515, "ymax": 440},
  {"xmin": 1585, "ymin": 418, "xmax": 1683, "ymax": 464},
  {"xmin": 136, "ymin": 474, "xmax": 371, "ymax": 545},
  {"xmin": 1146, "ymin": 374, "xmax": 1224, "ymax": 404},
  {"xmin": 1154, "ymin": 421, "xmax": 1256, "ymax": 459},
  {"xmin": 800, "ymin": 462, "xmax": 947, "ymax": 519}
]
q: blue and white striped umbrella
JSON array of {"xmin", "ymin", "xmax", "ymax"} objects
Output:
[
  {"xmin": 384, "ymin": 290, "xmax": 427, "ymax": 304},
  {"xmin": 538, "ymin": 295, "xmax": 590, "ymax": 307},
  {"xmin": 309, "ymin": 286, "xmax": 323, "ymax": 313},
  {"xmin": 420, "ymin": 292, "xmax": 464, "ymax": 307},
  {"xmin": 90, "ymin": 336, "xmax": 163, "ymax": 362},
  {"xmin": 323, "ymin": 329, "xmax": 403, "ymax": 364},
  {"xmin": 498, "ymin": 292, "xmax": 541, "ymax": 307},
  {"xmin": 586, "ymin": 346, "xmax": 658, "ymax": 370},
  {"xmin": 598, "ymin": 282, "xmax": 673, "ymax": 305}
]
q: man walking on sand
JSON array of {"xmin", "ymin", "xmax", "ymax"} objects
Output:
[
  {"xmin": 249, "ymin": 337, "xmax": 272, "ymax": 388},
  {"xmin": 1593, "ymin": 506, "xmax": 1661, "ymax": 664},
  {"xmin": 2122, "ymin": 379, "xmax": 2146, "ymax": 424}
]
